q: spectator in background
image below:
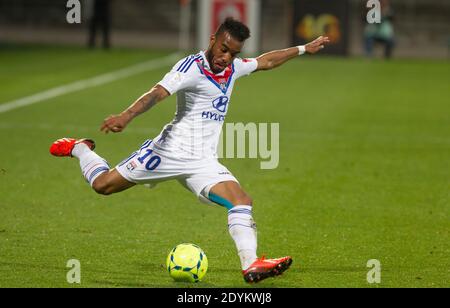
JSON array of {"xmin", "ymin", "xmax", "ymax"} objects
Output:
[
  {"xmin": 87, "ymin": 0, "xmax": 111, "ymax": 49},
  {"xmin": 364, "ymin": 0, "xmax": 395, "ymax": 59}
]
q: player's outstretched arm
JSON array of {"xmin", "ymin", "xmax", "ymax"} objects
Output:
[
  {"xmin": 255, "ymin": 36, "xmax": 330, "ymax": 71},
  {"xmin": 100, "ymin": 85, "xmax": 170, "ymax": 133}
]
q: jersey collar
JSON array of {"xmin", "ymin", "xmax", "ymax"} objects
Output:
[
  {"xmin": 197, "ymin": 51, "xmax": 235, "ymax": 94},
  {"xmin": 199, "ymin": 50, "xmax": 230, "ymax": 76}
]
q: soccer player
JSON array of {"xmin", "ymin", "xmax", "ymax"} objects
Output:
[{"xmin": 50, "ymin": 18, "xmax": 329, "ymax": 283}]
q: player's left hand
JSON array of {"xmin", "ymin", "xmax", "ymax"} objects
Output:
[{"xmin": 305, "ymin": 36, "xmax": 330, "ymax": 54}]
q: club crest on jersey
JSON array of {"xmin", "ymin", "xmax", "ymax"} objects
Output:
[
  {"xmin": 126, "ymin": 161, "xmax": 137, "ymax": 171},
  {"xmin": 212, "ymin": 96, "xmax": 229, "ymax": 113},
  {"xmin": 218, "ymin": 79, "xmax": 227, "ymax": 91}
]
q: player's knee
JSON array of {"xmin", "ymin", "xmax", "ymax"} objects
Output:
[{"xmin": 233, "ymin": 194, "xmax": 253, "ymax": 206}]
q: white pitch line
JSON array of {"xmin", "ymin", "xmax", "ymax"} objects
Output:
[{"xmin": 0, "ymin": 52, "xmax": 181, "ymax": 114}]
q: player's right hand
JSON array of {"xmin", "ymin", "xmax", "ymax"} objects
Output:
[{"xmin": 100, "ymin": 114, "xmax": 129, "ymax": 133}]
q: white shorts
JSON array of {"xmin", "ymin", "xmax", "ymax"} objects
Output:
[{"xmin": 115, "ymin": 139, "xmax": 239, "ymax": 201}]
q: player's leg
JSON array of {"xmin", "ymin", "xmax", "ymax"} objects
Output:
[
  {"xmin": 90, "ymin": 169, "xmax": 135, "ymax": 195},
  {"xmin": 203, "ymin": 180, "xmax": 292, "ymax": 283},
  {"xmin": 364, "ymin": 34, "xmax": 375, "ymax": 57},
  {"xmin": 50, "ymin": 138, "xmax": 135, "ymax": 195},
  {"xmin": 208, "ymin": 181, "xmax": 257, "ymax": 268},
  {"xmin": 181, "ymin": 161, "xmax": 293, "ymax": 283},
  {"xmin": 208, "ymin": 181, "xmax": 253, "ymax": 208}
]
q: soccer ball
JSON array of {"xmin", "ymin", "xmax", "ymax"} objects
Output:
[{"xmin": 166, "ymin": 243, "xmax": 208, "ymax": 282}]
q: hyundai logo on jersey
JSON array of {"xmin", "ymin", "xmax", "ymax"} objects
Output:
[
  {"xmin": 212, "ymin": 96, "xmax": 229, "ymax": 113},
  {"xmin": 201, "ymin": 111, "xmax": 225, "ymax": 122}
]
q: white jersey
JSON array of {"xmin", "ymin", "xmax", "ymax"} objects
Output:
[{"xmin": 155, "ymin": 51, "xmax": 258, "ymax": 161}]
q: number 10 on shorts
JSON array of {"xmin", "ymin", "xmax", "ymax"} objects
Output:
[{"xmin": 137, "ymin": 149, "xmax": 161, "ymax": 171}]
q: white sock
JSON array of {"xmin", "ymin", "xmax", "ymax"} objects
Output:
[
  {"xmin": 72, "ymin": 143, "xmax": 110, "ymax": 186},
  {"xmin": 228, "ymin": 205, "xmax": 258, "ymax": 270}
]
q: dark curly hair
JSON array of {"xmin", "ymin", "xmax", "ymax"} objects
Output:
[{"xmin": 215, "ymin": 17, "xmax": 250, "ymax": 42}]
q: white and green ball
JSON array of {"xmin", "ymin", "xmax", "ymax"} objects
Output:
[{"xmin": 166, "ymin": 243, "xmax": 208, "ymax": 282}]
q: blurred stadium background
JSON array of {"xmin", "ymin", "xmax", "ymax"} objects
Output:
[{"xmin": 0, "ymin": 0, "xmax": 449, "ymax": 58}]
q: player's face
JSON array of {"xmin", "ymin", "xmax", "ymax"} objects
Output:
[{"xmin": 207, "ymin": 32, "xmax": 243, "ymax": 73}]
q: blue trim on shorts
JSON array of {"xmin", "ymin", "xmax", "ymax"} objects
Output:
[
  {"xmin": 208, "ymin": 192, "xmax": 234, "ymax": 210},
  {"xmin": 118, "ymin": 152, "xmax": 138, "ymax": 167},
  {"xmin": 118, "ymin": 139, "xmax": 153, "ymax": 167}
]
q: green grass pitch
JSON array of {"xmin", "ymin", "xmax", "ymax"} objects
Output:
[{"xmin": 0, "ymin": 45, "xmax": 449, "ymax": 288}]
